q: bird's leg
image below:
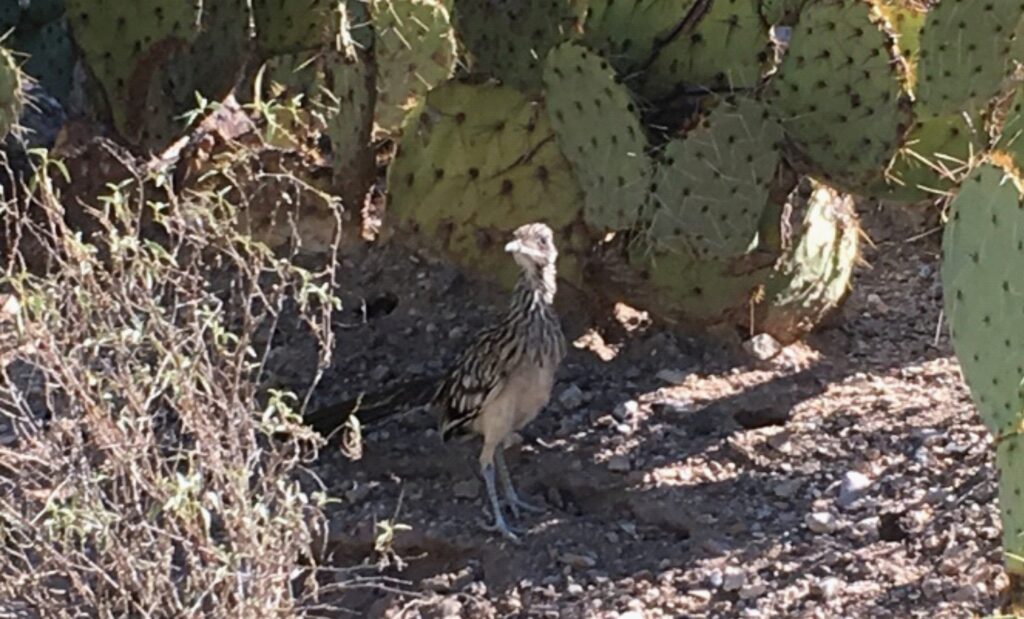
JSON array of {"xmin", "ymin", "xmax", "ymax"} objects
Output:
[
  {"xmin": 495, "ymin": 445, "xmax": 544, "ymax": 519},
  {"xmin": 477, "ymin": 441, "xmax": 521, "ymax": 541}
]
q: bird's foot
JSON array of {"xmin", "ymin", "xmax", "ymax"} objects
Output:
[
  {"xmin": 505, "ymin": 495, "xmax": 546, "ymax": 521},
  {"xmin": 481, "ymin": 512, "xmax": 523, "ymax": 543}
]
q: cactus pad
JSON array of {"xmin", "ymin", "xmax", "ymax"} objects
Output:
[
  {"xmin": 370, "ymin": 0, "xmax": 456, "ymax": 134},
  {"xmin": 765, "ymin": 0, "xmax": 911, "ymax": 192},
  {"xmin": 66, "ymin": 0, "xmax": 249, "ymax": 148},
  {"xmin": 942, "ymin": 161, "xmax": 1024, "ymax": 574},
  {"xmin": 756, "ymin": 180, "xmax": 859, "ymax": 343},
  {"xmin": 582, "ymin": 0, "xmax": 697, "ymax": 77},
  {"xmin": 387, "ymin": 80, "xmax": 585, "ymax": 286},
  {"xmin": 0, "ymin": 46, "xmax": 22, "ymax": 140},
  {"xmin": 942, "ymin": 162, "xmax": 1024, "ymax": 437},
  {"xmin": 322, "ymin": 48, "xmax": 377, "ymax": 209},
  {"xmin": 542, "ymin": 42, "xmax": 650, "ymax": 231},
  {"xmin": 915, "ymin": 0, "xmax": 1024, "ymax": 117},
  {"xmin": 20, "ymin": 0, "xmax": 63, "ymax": 28},
  {"xmin": 648, "ymin": 97, "xmax": 784, "ymax": 259},
  {"xmin": 870, "ymin": 110, "xmax": 983, "ymax": 202},
  {"xmin": 642, "ymin": 0, "xmax": 769, "ymax": 99},
  {"xmin": 15, "ymin": 19, "xmax": 75, "ymax": 105},
  {"xmin": 995, "ymin": 85, "xmax": 1024, "ymax": 175},
  {"xmin": 453, "ymin": 0, "xmax": 585, "ymax": 91},
  {"xmin": 252, "ymin": 0, "xmax": 342, "ymax": 55}
]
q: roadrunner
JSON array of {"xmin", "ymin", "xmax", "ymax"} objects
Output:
[{"xmin": 305, "ymin": 222, "xmax": 566, "ymax": 539}]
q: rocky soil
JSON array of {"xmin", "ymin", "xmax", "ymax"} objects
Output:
[{"xmin": 284, "ymin": 204, "xmax": 1003, "ymax": 619}]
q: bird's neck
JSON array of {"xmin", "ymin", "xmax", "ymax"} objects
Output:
[{"xmin": 511, "ymin": 263, "xmax": 557, "ymax": 312}]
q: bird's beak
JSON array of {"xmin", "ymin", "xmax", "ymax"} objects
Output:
[{"xmin": 504, "ymin": 239, "xmax": 522, "ymax": 253}]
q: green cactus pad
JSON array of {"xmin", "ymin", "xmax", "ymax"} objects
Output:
[
  {"xmin": 0, "ymin": 46, "xmax": 22, "ymax": 140},
  {"xmin": 942, "ymin": 162, "xmax": 1024, "ymax": 437},
  {"xmin": 252, "ymin": 0, "xmax": 342, "ymax": 56},
  {"xmin": 541, "ymin": 42, "xmax": 651, "ymax": 231},
  {"xmin": 869, "ymin": 110, "xmax": 983, "ymax": 203},
  {"xmin": 995, "ymin": 85, "xmax": 1024, "ymax": 175},
  {"xmin": 755, "ymin": 180, "xmax": 859, "ymax": 344},
  {"xmin": 66, "ymin": 0, "xmax": 249, "ymax": 148},
  {"xmin": 322, "ymin": 48, "xmax": 377, "ymax": 209},
  {"xmin": 942, "ymin": 161, "xmax": 1024, "ymax": 575},
  {"xmin": 0, "ymin": 3, "xmax": 20, "ymax": 33},
  {"xmin": 642, "ymin": 0, "xmax": 769, "ymax": 99},
  {"xmin": 998, "ymin": 434, "xmax": 1024, "ymax": 574},
  {"xmin": 765, "ymin": 0, "xmax": 911, "ymax": 192},
  {"xmin": 648, "ymin": 97, "xmax": 784, "ymax": 259},
  {"xmin": 387, "ymin": 80, "xmax": 585, "ymax": 286},
  {"xmin": 15, "ymin": 18, "xmax": 75, "ymax": 104},
  {"xmin": 760, "ymin": 0, "xmax": 811, "ymax": 25},
  {"xmin": 582, "ymin": 0, "xmax": 697, "ymax": 77},
  {"xmin": 916, "ymin": 0, "xmax": 1024, "ymax": 117},
  {"xmin": 370, "ymin": 0, "xmax": 456, "ymax": 134},
  {"xmin": 453, "ymin": 0, "xmax": 586, "ymax": 90}
]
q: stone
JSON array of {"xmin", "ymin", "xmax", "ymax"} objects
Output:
[
  {"xmin": 722, "ymin": 567, "xmax": 746, "ymax": 591},
  {"xmin": 805, "ymin": 511, "xmax": 837, "ymax": 534},
  {"xmin": 838, "ymin": 471, "xmax": 872, "ymax": 507},
  {"xmin": 655, "ymin": 368, "xmax": 688, "ymax": 384},
  {"xmin": 738, "ymin": 583, "xmax": 767, "ymax": 600},
  {"xmin": 743, "ymin": 333, "xmax": 782, "ymax": 361},
  {"xmin": 607, "ymin": 454, "xmax": 632, "ymax": 473},
  {"xmin": 613, "ymin": 400, "xmax": 640, "ymax": 420},
  {"xmin": 558, "ymin": 384, "xmax": 586, "ymax": 409}
]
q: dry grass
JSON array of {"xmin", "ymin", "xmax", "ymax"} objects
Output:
[{"xmin": 0, "ymin": 151, "xmax": 347, "ymax": 617}]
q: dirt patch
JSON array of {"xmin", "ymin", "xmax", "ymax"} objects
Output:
[{"xmin": 291, "ymin": 205, "xmax": 1001, "ymax": 619}]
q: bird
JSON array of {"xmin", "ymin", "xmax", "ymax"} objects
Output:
[{"xmin": 303, "ymin": 222, "xmax": 567, "ymax": 540}]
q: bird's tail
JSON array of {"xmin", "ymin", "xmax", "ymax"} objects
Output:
[{"xmin": 301, "ymin": 375, "xmax": 438, "ymax": 439}]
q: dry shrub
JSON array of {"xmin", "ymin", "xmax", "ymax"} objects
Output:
[{"xmin": 0, "ymin": 152, "xmax": 345, "ymax": 617}]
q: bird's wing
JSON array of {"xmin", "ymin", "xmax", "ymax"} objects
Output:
[{"xmin": 434, "ymin": 321, "xmax": 523, "ymax": 441}]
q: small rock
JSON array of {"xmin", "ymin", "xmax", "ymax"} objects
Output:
[
  {"xmin": 922, "ymin": 578, "xmax": 943, "ymax": 600},
  {"xmin": 655, "ymin": 368, "xmax": 688, "ymax": 384},
  {"xmin": 743, "ymin": 333, "xmax": 782, "ymax": 361},
  {"xmin": 369, "ymin": 364, "xmax": 390, "ymax": 382},
  {"xmin": 707, "ymin": 569, "xmax": 724, "ymax": 588},
  {"xmin": 566, "ymin": 583, "xmax": 584, "ymax": 596},
  {"xmin": 722, "ymin": 567, "xmax": 746, "ymax": 592},
  {"xmin": 652, "ymin": 398, "xmax": 698, "ymax": 414},
  {"xmin": 559, "ymin": 552, "xmax": 597, "ymax": 569},
  {"xmin": 689, "ymin": 589, "xmax": 713, "ymax": 602},
  {"xmin": 812, "ymin": 577, "xmax": 843, "ymax": 598},
  {"xmin": 952, "ymin": 583, "xmax": 979, "ymax": 603},
  {"xmin": 453, "ymin": 478, "xmax": 481, "ymax": 499},
  {"xmin": 866, "ymin": 293, "xmax": 889, "ymax": 314},
  {"xmin": 805, "ymin": 511, "xmax": 837, "ymax": 534},
  {"xmin": 558, "ymin": 384, "xmax": 585, "ymax": 409},
  {"xmin": 607, "ymin": 454, "xmax": 632, "ymax": 473},
  {"xmin": 616, "ymin": 612, "xmax": 645, "ymax": 619},
  {"xmin": 738, "ymin": 583, "xmax": 767, "ymax": 600},
  {"xmin": 773, "ymin": 478, "xmax": 802, "ymax": 499},
  {"xmin": 613, "ymin": 400, "xmax": 640, "ymax": 420},
  {"xmin": 838, "ymin": 471, "xmax": 872, "ymax": 507}
]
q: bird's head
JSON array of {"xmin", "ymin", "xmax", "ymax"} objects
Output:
[{"xmin": 505, "ymin": 222, "xmax": 557, "ymax": 272}]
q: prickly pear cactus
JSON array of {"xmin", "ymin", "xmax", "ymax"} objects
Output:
[
  {"xmin": 755, "ymin": 180, "xmax": 859, "ymax": 344},
  {"xmin": 995, "ymin": 85, "xmax": 1024, "ymax": 175},
  {"xmin": 582, "ymin": 0, "xmax": 696, "ymax": 77},
  {"xmin": 915, "ymin": 0, "xmax": 1024, "ymax": 117},
  {"xmin": 942, "ymin": 161, "xmax": 1024, "ymax": 583},
  {"xmin": 370, "ymin": 0, "xmax": 456, "ymax": 134},
  {"xmin": 642, "ymin": 0, "xmax": 769, "ymax": 99},
  {"xmin": 14, "ymin": 18, "xmax": 75, "ymax": 105},
  {"xmin": 453, "ymin": 0, "xmax": 586, "ymax": 90},
  {"xmin": 252, "ymin": 0, "xmax": 343, "ymax": 55},
  {"xmin": 387, "ymin": 80, "xmax": 586, "ymax": 286},
  {"xmin": 66, "ymin": 0, "xmax": 249, "ymax": 148},
  {"xmin": 765, "ymin": 0, "xmax": 911, "ymax": 193},
  {"xmin": 869, "ymin": 110, "xmax": 983, "ymax": 203},
  {"xmin": 542, "ymin": 42, "xmax": 650, "ymax": 231},
  {"xmin": 322, "ymin": 48, "xmax": 376, "ymax": 209},
  {"xmin": 0, "ymin": 46, "xmax": 22, "ymax": 140},
  {"xmin": 648, "ymin": 97, "xmax": 784, "ymax": 259}
]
